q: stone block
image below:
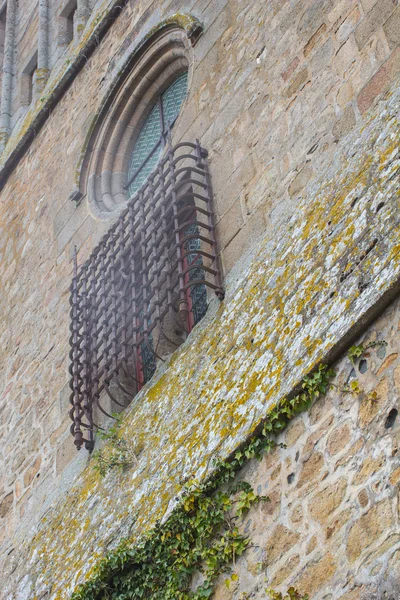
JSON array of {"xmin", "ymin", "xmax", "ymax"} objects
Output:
[
  {"xmin": 23, "ymin": 456, "xmax": 41, "ymax": 488},
  {"xmin": 215, "ymin": 198, "xmax": 244, "ymax": 250},
  {"xmin": 53, "ymin": 198, "xmax": 79, "ymax": 238},
  {"xmin": 332, "ymin": 105, "xmax": 357, "ymax": 141},
  {"xmin": 347, "ymin": 499, "xmax": 392, "ymax": 562},
  {"xmin": 297, "ymin": 451, "xmax": 324, "ymax": 488},
  {"xmin": 376, "ymin": 352, "xmax": 398, "ymax": 375},
  {"xmin": 306, "ymin": 535, "xmax": 317, "ymax": 555},
  {"xmin": 309, "ymin": 477, "xmax": 347, "ymax": 523},
  {"xmin": 213, "ymin": 152, "xmax": 256, "ymax": 215},
  {"xmin": 194, "ymin": 8, "xmax": 230, "ymax": 65},
  {"xmin": 56, "ymin": 435, "xmax": 77, "ymax": 475},
  {"xmin": 303, "ymin": 415, "xmax": 334, "ymax": 456},
  {"xmin": 336, "ymin": 80, "xmax": 355, "ymax": 108},
  {"xmin": 334, "ymin": 37, "xmax": 359, "ymax": 77},
  {"xmin": 357, "ymin": 62, "xmax": 390, "ymax": 113},
  {"xmin": 304, "ymin": 24, "xmax": 328, "ymax": 58},
  {"xmin": 355, "ymin": 0, "xmax": 397, "ymax": 49},
  {"xmin": 271, "ymin": 554, "xmax": 300, "ymax": 586},
  {"xmin": 358, "ymin": 488, "xmax": 369, "ymax": 508},
  {"xmin": 285, "ymin": 68, "xmax": 310, "ymax": 97},
  {"xmin": 281, "ymin": 56, "xmax": 300, "ymax": 81},
  {"xmin": 389, "ymin": 466, "xmax": 400, "ymax": 486},
  {"xmin": 358, "ymin": 378, "xmax": 389, "ymax": 427},
  {"xmin": 261, "ymin": 488, "xmax": 281, "ymax": 518},
  {"xmin": 264, "ymin": 524, "xmax": 300, "ymax": 565},
  {"xmin": 290, "ymin": 504, "xmax": 303, "ymax": 525},
  {"xmin": 297, "ymin": 0, "xmax": 334, "ymax": 40},
  {"xmin": 294, "ymin": 552, "xmax": 336, "ymax": 596},
  {"xmin": 308, "ymin": 394, "xmax": 333, "ymax": 425},
  {"xmin": 285, "ymin": 419, "xmax": 305, "ymax": 447},
  {"xmin": 360, "ymin": 0, "xmax": 379, "ymax": 12},
  {"xmin": 220, "ymin": 208, "xmax": 266, "ymax": 274},
  {"xmin": 336, "ymin": 6, "xmax": 362, "ymax": 44},
  {"xmin": 383, "ymin": 7, "xmax": 400, "ymax": 49},
  {"xmin": 326, "ymin": 422, "xmax": 351, "ymax": 455},
  {"xmin": 352, "ymin": 454, "xmax": 385, "ymax": 485},
  {"xmin": 288, "ymin": 163, "xmax": 314, "ymax": 197},
  {"xmin": 56, "ymin": 204, "xmax": 93, "ymax": 255},
  {"xmin": 310, "ymin": 38, "xmax": 334, "ymax": 75},
  {"xmin": 0, "ymin": 492, "xmax": 13, "ymax": 518}
]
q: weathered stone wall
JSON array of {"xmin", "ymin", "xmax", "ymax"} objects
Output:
[
  {"xmin": 0, "ymin": 0, "xmax": 399, "ymax": 597},
  {"xmin": 1, "ymin": 82, "xmax": 399, "ymax": 598},
  {"xmin": 209, "ymin": 298, "xmax": 400, "ymax": 599}
]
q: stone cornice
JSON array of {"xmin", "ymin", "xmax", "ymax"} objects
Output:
[{"xmin": 0, "ymin": 0, "xmax": 129, "ymax": 190}]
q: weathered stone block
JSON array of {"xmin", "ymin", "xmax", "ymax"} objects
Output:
[
  {"xmin": 297, "ymin": 452, "xmax": 325, "ymax": 488},
  {"xmin": 23, "ymin": 456, "xmax": 41, "ymax": 488},
  {"xmin": 326, "ymin": 422, "xmax": 351, "ymax": 455},
  {"xmin": 264, "ymin": 524, "xmax": 300, "ymax": 565},
  {"xmin": 304, "ymin": 24, "xmax": 328, "ymax": 57},
  {"xmin": 297, "ymin": 0, "xmax": 334, "ymax": 40},
  {"xmin": 285, "ymin": 419, "xmax": 305, "ymax": 447},
  {"xmin": 0, "ymin": 492, "xmax": 13, "ymax": 518},
  {"xmin": 288, "ymin": 163, "xmax": 314, "ymax": 197},
  {"xmin": 285, "ymin": 68, "xmax": 310, "ymax": 97},
  {"xmin": 335, "ymin": 37, "xmax": 359, "ymax": 76},
  {"xmin": 355, "ymin": 0, "xmax": 397, "ymax": 49},
  {"xmin": 336, "ymin": 6, "xmax": 362, "ymax": 43},
  {"xmin": 347, "ymin": 499, "xmax": 392, "ymax": 562},
  {"xmin": 282, "ymin": 56, "xmax": 300, "ymax": 82},
  {"xmin": 295, "ymin": 552, "xmax": 336, "ymax": 596},
  {"xmin": 332, "ymin": 105, "xmax": 357, "ymax": 141},
  {"xmin": 383, "ymin": 7, "xmax": 400, "ymax": 49},
  {"xmin": 358, "ymin": 379, "xmax": 389, "ymax": 427},
  {"xmin": 309, "ymin": 477, "xmax": 347, "ymax": 523}
]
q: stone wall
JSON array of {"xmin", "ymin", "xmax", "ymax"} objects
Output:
[
  {"xmin": 0, "ymin": 0, "xmax": 399, "ymax": 597},
  {"xmin": 209, "ymin": 297, "xmax": 400, "ymax": 599}
]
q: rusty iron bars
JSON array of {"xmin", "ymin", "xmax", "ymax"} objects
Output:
[{"xmin": 69, "ymin": 138, "xmax": 223, "ymax": 451}]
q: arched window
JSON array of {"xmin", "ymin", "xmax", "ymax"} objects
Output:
[
  {"xmin": 69, "ymin": 22, "xmax": 223, "ymax": 451},
  {"xmin": 127, "ymin": 72, "xmax": 188, "ymax": 196}
]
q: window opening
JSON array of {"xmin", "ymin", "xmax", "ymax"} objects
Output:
[
  {"xmin": 21, "ymin": 51, "xmax": 38, "ymax": 106},
  {"xmin": 59, "ymin": 0, "xmax": 78, "ymax": 46},
  {"xmin": 127, "ymin": 72, "xmax": 188, "ymax": 197}
]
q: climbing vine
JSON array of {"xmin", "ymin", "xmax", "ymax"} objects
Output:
[
  {"xmin": 71, "ymin": 363, "xmax": 335, "ymax": 600},
  {"xmin": 266, "ymin": 587, "xmax": 309, "ymax": 600},
  {"xmin": 347, "ymin": 340, "xmax": 387, "ymax": 364},
  {"xmin": 344, "ymin": 340, "xmax": 387, "ymax": 399}
]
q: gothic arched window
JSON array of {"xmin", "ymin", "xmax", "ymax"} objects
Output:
[
  {"xmin": 127, "ymin": 72, "xmax": 188, "ymax": 197},
  {"xmin": 69, "ymin": 22, "xmax": 223, "ymax": 451}
]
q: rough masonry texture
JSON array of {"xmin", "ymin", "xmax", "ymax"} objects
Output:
[{"xmin": 0, "ymin": 0, "xmax": 399, "ymax": 599}]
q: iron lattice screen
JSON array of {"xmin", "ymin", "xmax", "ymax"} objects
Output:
[{"xmin": 69, "ymin": 139, "xmax": 223, "ymax": 450}]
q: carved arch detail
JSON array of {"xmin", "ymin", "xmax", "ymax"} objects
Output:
[{"xmin": 70, "ymin": 14, "xmax": 202, "ymax": 219}]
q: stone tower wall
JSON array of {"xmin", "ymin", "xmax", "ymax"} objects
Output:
[{"xmin": 0, "ymin": 0, "xmax": 399, "ymax": 598}]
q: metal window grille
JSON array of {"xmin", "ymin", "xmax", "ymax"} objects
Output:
[{"xmin": 69, "ymin": 137, "xmax": 223, "ymax": 450}]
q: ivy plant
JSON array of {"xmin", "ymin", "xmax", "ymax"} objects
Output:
[
  {"xmin": 266, "ymin": 586, "xmax": 309, "ymax": 600},
  {"xmin": 71, "ymin": 364, "xmax": 335, "ymax": 600}
]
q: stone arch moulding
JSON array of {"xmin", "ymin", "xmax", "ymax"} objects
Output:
[{"xmin": 70, "ymin": 14, "xmax": 203, "ymax": 220}]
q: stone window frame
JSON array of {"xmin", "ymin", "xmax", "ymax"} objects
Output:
[
  {"xmin": 58, "ymin": 0, "xmax": 78, "ymax": 47},
  {"xmin": 20, "ymin": 51, "xmax": 38, "ymax": 107},
  {"xmin": 78, "ymin": 21, "xmax": 200, "ymax": 220}
]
